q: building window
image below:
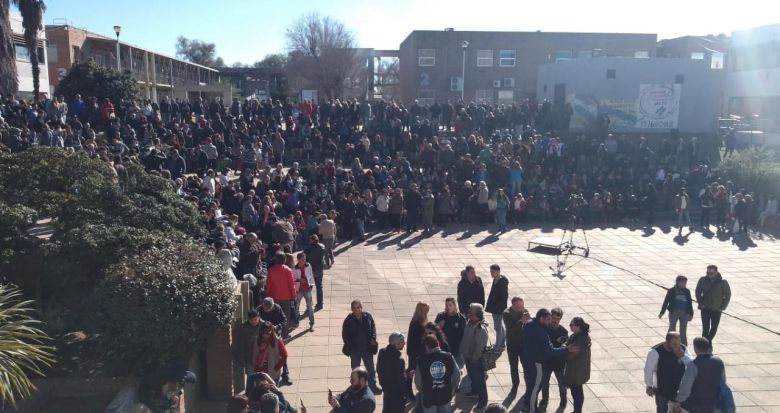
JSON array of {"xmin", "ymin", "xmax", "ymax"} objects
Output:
[
  {"xmin": 417, "ymin": 89, "xmax": 435, "ymax": 105},
  {"xmin": 578, "ymin": 50, "xmax": 592, "ymax": 59},
  {"xmin": 634, "ymin": 51, "xmax": 650, "ymax": 58},
  {"xmin": 497, "ymin": 90, "xmax": 514, "ymax": 104},
  {"xmin": 477, "ymin": 49, "xmax": 493, "ymax": 67},
  {"xmin": 475, "ymin": 89, "xmax": 493, "ymax": 104},
  {"xmin": 47, "ymin": 44, "xmax": 58, "ymax": 64},
  {"xmin": 14, "ymin": 45, "xmax": 44, "ymax": 63},
  {"xmin": 72, "ymin": 46, "xmax": 80, "ymax": 63},
  {"xmin": 606, "ymin": 69, "xmax": 616, "ymax": 79},
  {"xmin": 418, "ymin": 49, "xmax": 435, "ymax": 66},
  {"xmin": 499, "ymin": 49, "xmax": 516, "ymax": 67},
  {"xmin": 555, "ymin": 50, "xmax": 572, "ymax": 62},
  {"xmin": 675, "ymin": 74, "xmax": 685, "ymax": 84},
  {"xmin": 691, "ymin": 52, "xmax": 705, "ymax": 60},
  {"xmin": 711, "ymin": 52, "xmax": 724, "ymax": 69}
]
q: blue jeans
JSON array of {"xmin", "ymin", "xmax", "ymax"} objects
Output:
[
  {"xmin": 422, "ymin": 403, "xmax": 453, "ymax": 413},
  {"xmin": 356, "ymin": 218, "xmax": 365, "ymax": 239},
  {"xmin": 496, "ymin": 208, "xmax": 508, "ymax": 230},
  {"xmin": 465, "ymin": 359, "xmax": 487, "ymax": 406},
  {"xmin": 491, "ymin": 313, "xmax": 506, "ymax": 349},
  {"xmin": 350, "ymin": 350, "xmax": 377, "ymax": 388}
]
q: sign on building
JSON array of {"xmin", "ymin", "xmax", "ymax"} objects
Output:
[{"xmin": 635, "ymin": 84, "xmax": 682, "ymax": 129}]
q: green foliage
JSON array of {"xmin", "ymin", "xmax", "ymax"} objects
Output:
[
  {"xmin": 0, "ymin": 148, "xmax": 231, "ymax": 375},
  {"xmin": 86, "ymin": 244, "xmax": 236, "ymax": 373},
  {"xmin": 717, "ymin": 146, "xmax": 780, "ymax": 196},
  {"xmin": 254, "ymin": 53, "xmax": 288, "ymax": 69},
  {"xmin": 175, "ymin": 36, "xmax": 224, "ymax": 68},
  {"xmin": 55, "ymin": 60, "xmax": 139, "ymax": 105},
  {"xmin": 0, "ymin": 283, "xmax": 55, "ymax": 408}
]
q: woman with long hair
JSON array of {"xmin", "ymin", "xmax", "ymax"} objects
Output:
[
  {"xmin": 424, "ymin": 322, "xmax": 451, "ymax": 353},
  {"xmin": 407, "ymin": 302, "xmax": 430, "ymax": 399},
  {"xmin": 564, "ymin": 317, "xmax": 592, "ymax": 413},
  {"xmin": 254, "ymin": 322, "xmax": 288, "ymax": 385}
]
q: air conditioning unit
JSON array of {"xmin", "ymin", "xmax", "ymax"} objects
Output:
[
  {"xmin": 450, "ymin": 76, "xmax": 463, "ymax": 92},
  {"xmin": 492, "ymin": 80, "xmax": 502, "ymax": 88},
  {"xmin": 503, "ymin": 78, "xmax": 515, "ymax": 87}
]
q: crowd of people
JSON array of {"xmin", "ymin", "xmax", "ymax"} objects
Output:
[{"xmin": 0, "ymin": 91, "xmax": 743, "ymax": 412}]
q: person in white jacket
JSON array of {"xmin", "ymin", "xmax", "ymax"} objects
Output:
[{"xmin": 293, "ymin": 252, "xmax": 316, "ymax": 331}]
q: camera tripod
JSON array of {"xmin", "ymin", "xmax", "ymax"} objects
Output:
[{"xmin": 549, "ymin": 213, "xmax": 590, "ymax": 278}]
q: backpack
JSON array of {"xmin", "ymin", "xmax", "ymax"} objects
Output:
[{"xmin": 718, "ymin": 382, "xmax": 736, "ymax": 413}]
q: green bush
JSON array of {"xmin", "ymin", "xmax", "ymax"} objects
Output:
[
  {"xmin": 86, "ymin": 244, "xmax": 236, "ymax": 373},
  {"xmin": 717, "ymin": 146, "xmax": 780, "ymax": 196},
  {"xmin": 55, "ymin": 60, "xmax": 139, "ymax": 105}
]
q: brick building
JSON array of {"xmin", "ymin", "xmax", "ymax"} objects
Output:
[
  {"xmin": 399, "ymin": 29, "xmax": 657, "ymax": 106},
  {"xmin": 45, "ymin": 24, "xmax": 230, "ymax": 102}
]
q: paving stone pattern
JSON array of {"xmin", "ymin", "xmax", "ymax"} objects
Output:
[{"xmin": 277, "ymin": 223, "xmax": 780, "ymax": 412}]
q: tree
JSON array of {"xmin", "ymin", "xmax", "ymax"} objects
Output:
[
  {"xmin": 285, "ymin": 12, "xmax": 361, "ymax": 98},
  {"xmin": 86, "ymin": 244, "xmax": 236, "ymax": 373},
  {"xmin": 254, "ymin": 53, "xmax": 288, "ymax": 69},
  {"xmin": 0, "ymin": 284, "xmax": 55, "ymax": 408},
  {"xmin": 0, "ymin": 149, "xmax": 231, "ymax": 375},
  {"xmin": 13, "ymin": 0, "xmax": 45, "ymax": 100},
  {"xmin": 55, "ymin": 60, "xmax": 139, "ymax": 105},
  {"xmin": 717, "ymin": 146, "xmax": 780, "ymax": 196},
  {"xmin": 175, "ymin": 36, "xmax": 225, "ymax": 68},
  {"xmin": 0, "ymin": 0, "xmax": 19, "ymax": 95}
]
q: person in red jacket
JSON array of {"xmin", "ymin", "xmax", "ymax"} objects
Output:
[
  {"xmin": 254, "ymin": 322, "xmax": 288, "ymax": 385},
  {"xmin": 266, "ymin": 252, "xmax": 296, "ymax": 338}
]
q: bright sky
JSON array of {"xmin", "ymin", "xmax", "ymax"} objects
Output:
[{"xmin": 44, "ymin": 0, "xmax": 778, "ymax": 65}]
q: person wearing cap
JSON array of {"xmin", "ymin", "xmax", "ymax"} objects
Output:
[
  {"xmin": 377, "ymin": 332, "xmax": 407, "ymax": 413},
  {"xmin": 233, "ymin": 309, "xmax": 263, "ymax": 388}
]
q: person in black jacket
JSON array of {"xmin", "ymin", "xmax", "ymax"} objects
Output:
[
  {"xmin": 342, "ymin": 299, "xmax": 382, "ymax": 395},
  {"xmin": 303, "ymin": 235, "xmax": 327, "ymax": 309},
  {"xmin": 406, "ymin": 302, "xmax": 429, "ymax": 400},
  {"xmin": 405, "ymin": 183, "xmax": 423, "ymax": 232},
  {"xmin": 485, "ymin": 264, "xmax": 509, "ymax": 350},
  {"xmin": 376, "ymin": 332, "xmax": 407, "ymax": 413},
  {"xmin": 659, "ymin": 275, "xmax": 694, "ymax": 346},
  {"xmin": 539, "ymin": 307, "xmax": 569, "ymax": 412},
  {"xmin": 457, "ymin": 266, "xmax": 484, "ymax": 317},
  {"xmin": 435, "ymin": 298, "xmax": 466, "ymax": 367}
]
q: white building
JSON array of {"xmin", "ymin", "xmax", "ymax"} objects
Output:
[
  {"xmin": 10, "ymin": 10, "xmax": 50, "ymax": 99},
  {"xmin": 726, "ymin": 23, "xmax": 780, "ymax": 134}
]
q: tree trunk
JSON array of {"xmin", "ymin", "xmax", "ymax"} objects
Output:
[
  {"xmin": 29, "ymin": 42, "xmax": 38, "ymax": 100},
  {"xmin": 0, "ymin": 0, "xmax": 19, "ymax": 95}
]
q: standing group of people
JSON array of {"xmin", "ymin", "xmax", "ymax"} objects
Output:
[{"xmin": 338, "ymin": 264, "xmax": 592, "ymax": 413}]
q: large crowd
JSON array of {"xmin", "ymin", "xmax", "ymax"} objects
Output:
[{"xmin": 0, "ymin": 92, "xmax": 747, "ymax": 412}]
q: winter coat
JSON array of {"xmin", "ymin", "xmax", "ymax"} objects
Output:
[
  {"xmin": 695, "ymin": 273, "xmax": 731, "ymax": 311},
  {"xmin": 377, "ymin": 345, "xmax": 406, "ymax": 401},
  {"xmin": 564, "ymin": 333, "xmax": 591, "ymax": 385},
  {"xmin": 485, "ymin": 276, "xmax": 509, "ymax": 315},
  {"xmin": 457, "ymin": 273, "xmax": 485, "ymax": 316},
  {"xmin": 460, "ymin": 319, "xmax": 489, "ymax": 362}
]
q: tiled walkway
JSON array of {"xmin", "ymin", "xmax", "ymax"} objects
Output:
[{"xmin": 277, "ymin": 222, "xmax": 780, "ymax": 412}]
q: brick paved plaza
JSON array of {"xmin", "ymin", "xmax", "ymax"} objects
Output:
[{"xmin": 273, "ymin": 222, "xmax": 780, "ymax": 413}]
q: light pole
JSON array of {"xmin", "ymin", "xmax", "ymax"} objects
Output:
[
  {"xmin": 461, "ymin": 40, "xmax": 469, "ymax": 102},
  {"xmin": 113, "ymin": 25, "xmax": 122, "ymax": 71}
]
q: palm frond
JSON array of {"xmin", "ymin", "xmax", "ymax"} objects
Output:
[{"xmin": 0, "ymin": 284, "xmax": 55, "ymax": 408}]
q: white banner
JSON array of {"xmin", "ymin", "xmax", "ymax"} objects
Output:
[{"xmin": 636, "ymin": 84, "xmax": 682, "ymax": 129}]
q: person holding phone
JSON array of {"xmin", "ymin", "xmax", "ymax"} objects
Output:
[{"xmin": 327, "ymin": 367, "xmax": 376, "ymax": 412}]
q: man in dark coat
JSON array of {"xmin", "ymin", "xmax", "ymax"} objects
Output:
[
  {"xmin": 376, "ymin": 332, "xmax": 407, "ymax": 413},
  {"xmin": 404, "ymin": 183, "xmax": 422, "ymax": 232},
  {"xmin": 485, "ymin": 264, "xmax": 509, "ymax": 350},
  {"xmin": 342, "ymin": 299, "xmax": 382, "ymax": 394},
  {"xmin": 457, "ymin": 266, "xmax": 484, "ymax": 317}
]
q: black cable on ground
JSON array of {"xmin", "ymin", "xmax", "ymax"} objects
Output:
[{"xmin": 586, "ymin": 254, "xmax": 780, "ymax": 337}]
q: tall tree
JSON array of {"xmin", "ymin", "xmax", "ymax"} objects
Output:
[
  {"xmin": 175, "ymin": 36, "xmax": 225, "ymax": 68},
  {"xmin": 13, "ymin": 0, "xmax": 45, "ymax": 100},
  {"xmin": 0, "ymin": 0, "xmax": 19, "ymax": 95},
  {"xmin": 285, "ymin": 12, "xmax": 360, "ymax": 99},
  {"xmin": 254, "ymin": 53, "xmax": 288, "ymax": 69}
]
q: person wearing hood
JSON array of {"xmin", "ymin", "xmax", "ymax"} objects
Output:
[
  {"xmin": 695, "ymin": 265, "xmax": 731, "ymax": 343},
  {"xmin": 457, "ymin": 266, "xmax": 484, "ymax": 317},
  {"xmin": 460, "ymin": 303, "xmax": 489, "ymax": 410}
]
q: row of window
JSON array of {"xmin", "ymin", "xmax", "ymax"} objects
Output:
[
  {"xmin": 419, "ymin": 48, "xmax": 516, "ymax": 67},
  {"xmin": 417, "ymin": 88, "xmax": 515, "ymax": 105},
  {"xmin": 417, "ymin": 48, "xmax": 654, "ymax": 67}
]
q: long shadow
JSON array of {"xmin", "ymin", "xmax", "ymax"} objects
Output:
[
  {"xmin": 457, "ymin": 228, "xmax": 475, "ymax": 241},
  {"xmin": 642, "ymin": 226, "xmax": 656, "ymax": 237},
  {"xmin": 364, "ymin": 232, "xmax": 394, "ymax": 246},
  {"xmin": 377, "ymin": 231, "xmax": 412, "ymax": 250},
  {"xmin": 475, "ymin": 233, "xmax": 500, "ymax": 247},
  {"xmin": 673, "ymin": 231, "xmax": 692, "ymax": 246},
  {"xmin": 732, "ymin": 233, "xmax": 757, "ymax": 251}
]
